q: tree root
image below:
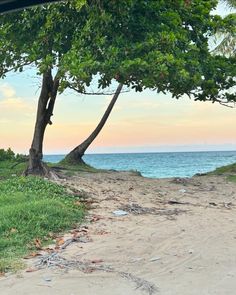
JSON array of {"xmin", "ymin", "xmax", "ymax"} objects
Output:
[{"xmin": 24, "ymin": 161, "xmax": 60, "ymax": 180}]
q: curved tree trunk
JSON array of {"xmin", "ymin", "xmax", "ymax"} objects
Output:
[
  {"xmin": 25, "ymin": 69, "xmax": 59, "ymax": 176},
  {"xmin": 63, "ymin": 83, "xmax": 123, "ymax": 165}
]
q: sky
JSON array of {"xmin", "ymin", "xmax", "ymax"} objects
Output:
[{"xmin": 0, "ymin": 1, "xmax": 236, "ymax": 155}]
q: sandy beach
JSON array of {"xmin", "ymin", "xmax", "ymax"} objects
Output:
[{"xmin": 1, "ymin": 170, "xmax": 236, "ymax": 295}]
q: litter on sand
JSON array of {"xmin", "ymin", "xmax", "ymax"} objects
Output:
[{"xmin": 112, "ymin": 210, "xmax": 128, "ymax": 216}]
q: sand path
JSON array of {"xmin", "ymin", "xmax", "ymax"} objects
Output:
[{"xmin": 1, "ymin": 171, "xmax": 236, "ymax": 295}]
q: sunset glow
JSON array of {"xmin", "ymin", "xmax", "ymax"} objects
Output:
[{"xmin": 1, "ymin": 73, "xmax": 236, "ymax": 155}]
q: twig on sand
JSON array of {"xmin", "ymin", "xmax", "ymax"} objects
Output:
[
  {"xmin": 167, "ymin": 200, "xmax": 190, "ymax": 206},
  {"xmin": 35, "ymin": 253, "xmax": 158, "ymax": 294},
  {"xmin": 120, "ymin": 203, "xmax": 187, "ymax": 216},
  {"xmin": 60, "ymin": 236, "xmax": 91, "ymax": 250},
  {"xmin": 119, "ymin": 271, "xmax": 158, "ymax": 295}
]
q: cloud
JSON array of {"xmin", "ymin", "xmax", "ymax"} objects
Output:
[
  {"xmin": 0, "ymin": 97, "xmax": 34, "ymax": 112},
  {"xmin": 0, "ymin": 83, "xmax": 16, "ymax": 99},
  {"xmin": 0, "ymin": 83, "xmax": 35, "ymax": 121}
]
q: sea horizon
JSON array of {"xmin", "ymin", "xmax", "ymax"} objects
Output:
[
  {"xmin": 44, "ymin": 150, "xmax": 236, "ymax": 179},
  {"xmin": 44, "ymin": 149, "xmax": 236, "ymax": 156}
]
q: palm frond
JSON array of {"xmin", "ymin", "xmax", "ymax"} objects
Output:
[
  {"xmin": 223, "ymin": 0, "xmax": 236, "ymax": 9},
  {"xmin": 213, "ymin": 11, "xmax": 236, "ymax": 56},
  {"xmin": 214, "ymin": 32, "xmax": 236, "ymax": 56}
]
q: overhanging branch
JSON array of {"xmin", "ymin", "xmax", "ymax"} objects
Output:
[
  {"xmin": 212, "ymin": 98, "xmax": 235, "ymax": 108},
  {"xmin": 1, "ymin": 61, "xmax": 33, "ymax": 76},
  {"xmin": 68, "ymin": 85, "xmax": 129, "ymax": 96}
]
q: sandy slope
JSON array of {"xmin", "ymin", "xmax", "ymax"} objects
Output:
[{"xmin": 1, "ymin": 171, "xmax": 236, "ymax": 295}]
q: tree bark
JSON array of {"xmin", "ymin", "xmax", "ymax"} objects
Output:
[
  {"xmin": 63, "ymin": 83, "xmax": 123, "ymax": 165},
  {"xmin": 25, "ymin": 69, "xmax": 59, "ymax": 176}
]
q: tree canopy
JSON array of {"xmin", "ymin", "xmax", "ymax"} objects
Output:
[
  {"xmin": 0, "ymin": 0, "xmax": 235, "ymax": 100},
  {"xmin": 0, "ymin": 0, "xmax": 235, "ymax": 173},
  {"xmin": 61, "ymin": 0, "xmax": 236, "ymax": 103}
]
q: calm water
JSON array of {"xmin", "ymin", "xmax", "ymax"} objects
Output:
[{"xmin": 44, "ymin": 151, "xmax": 236, "ymax": 178}]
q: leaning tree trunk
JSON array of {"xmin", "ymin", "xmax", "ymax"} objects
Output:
[
  {"xmin": 63, "ymin": 83, "xmax": 123, "ymax": 165},
  {"xmin": 25, "ymin": 69, "xmax": 59, "ymax": 176}
]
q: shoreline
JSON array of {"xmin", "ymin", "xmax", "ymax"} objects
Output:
[{"xmin": 45, "ymin": 150, "xmax": 236, "ymax": 180}]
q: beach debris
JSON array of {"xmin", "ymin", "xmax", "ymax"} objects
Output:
[
  {"xmin": 120, "ymin": 204, "xmax": 156, "ymax": 215},
  {"xmin": 94, "ymin": 229, "xmax": 109, "ymax": 235},
  {"xmin": 171, "ymin": 178, "xmax": 188, "ymax": 185},
  {"xmin": 179, "ymin": 189, "xmax": 187, "ymax": 193},
  {"xmin": 149, "ymin": 257, "xmax": 161, "ymax": 262},
  {"xmin": 56, "ymin": 238, "xmax": 65, "ymax": 247},
  {"xmin": 207, "ymin": 202, "xmax": 234, "ymax": 209},
  {"xmin": 25, "ymin": 268, "xmax": 38, "ymax": 273},
  {"xmin": 130, "ymin": 257, "xmax": 143, "ymax": 263},
  {"xmin": 112, "ymin": 210, "xmax": 128, "ymax": 216},
  {"xmin": 42, "ymin": 230, "xmax": 91, "ymax": 253},
  {"xmin": 34, "ymin": 253, "xmax": 158, "ymax": 295},
  {"xmin": 24, "ymin": 252, "xmax": 42, "ymax": 259},
  {"xmin": 34, "ymin": 238, "xmax": 42, "ymax": 250},
  {"xmin": 64, "ymin": 236, "xmax": 91, "ymax": 248},
  {"xmin": 35, "ymin": 253, "xmax": 107, "ymax": 273},
  {"xmin": 209, "ymin": 202, "xmax": 217, "ymax": 207},
  {"xmin": 43, "ymin": 276, "xmax": 52, "ymax": 282},
  {"xmin": 90, "ymin": 215, "xmax": 103, "ymax": 222},
  {"xmin": 223, "ymin": 202, "xmax": 233, "ymax": 209},
  {"xmin": 167, "ymin": 200, "xmax": 189, "ymax": 205},
  {"xmin": 120, "ymin": 203, "xmax": 187, "ymax": 216},
  {"xmin": 35, "ymin": 252, "xmax": 60, "ymax": 268},
  {"xmin": 120, "ymin": 272, "xmax": 158, "ymax": 295},
  {"xmin": 91, "ymin": 259, "xmax": 104, "ymax": 264}
]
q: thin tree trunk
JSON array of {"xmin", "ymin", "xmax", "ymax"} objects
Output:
[
  {"xmin": 63, "ymin": 83, "xmax": 123, "ymax": 165},
  {"xmin": 25, "ymin": 69, "xmax": 59, "ymax": 176}
]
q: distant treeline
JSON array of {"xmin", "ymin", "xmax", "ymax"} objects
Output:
[{"xmin": 0, "ymin": 148, "xmax": 26, "ymax": 162}]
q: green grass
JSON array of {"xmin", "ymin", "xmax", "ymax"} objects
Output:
[
  {"xmin": 207, "ymin": 162, "xmax": 236, "ymax": 184},
  {"xmin": 227, "ymin": 175, "xmax": 236, "ymax": 183},
  {"xmin": 0, "ymin": 161, "xmax": 85, "ymax": 273},
  {"xmin": 49, "ymin": 162, "xmax": 102, "ymax": 176},
  {"xmin": 208, "ymin": 162, "xmax": 236, "ymax": 175},
  {"xmin": 0, "ymin": 160, "xmax": 26, "ymax": 180}
]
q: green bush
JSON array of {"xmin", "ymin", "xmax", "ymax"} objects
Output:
[
  {"xmin": 0, "ymin": 148, "xmax": 26, "ymax": 162},
  {"xmin": 0, "ymin": 148, "xmax": 15, "ymax": 161}
]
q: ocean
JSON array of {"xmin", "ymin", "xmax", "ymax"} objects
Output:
[{"xmin": 44, "ymin": 151, "xmax": 236, "ymax": 179}]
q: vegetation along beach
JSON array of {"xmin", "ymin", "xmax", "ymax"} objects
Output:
[{"xmin": 0, "ymin": 0, "xmax": 236, "ymax": 294}]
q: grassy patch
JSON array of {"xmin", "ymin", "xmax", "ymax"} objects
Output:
[
  {"xmin": 49, "ymin": 162, "xmax": 101, "ymax": 176},
  {"xmin": 227, "ymin": 175, "xmax": 236, "ymax": 183},
  {"xmin": 0, "ymin": 148, "xmax": 27, "ymax": 180},
  {"xmin": 0, "ymin": 160, "xmax": 26, "ymax": 180},
  {"xmin": 0, "ymin": 176, "xmax": 84, "ymax": 273},
  {"xmin": 208, "ymin": 163, "xmax": 236, "ymax": 175},
  {"xmin": 208, "ymin": 162, "xmax": 236, "ymax": 184}
]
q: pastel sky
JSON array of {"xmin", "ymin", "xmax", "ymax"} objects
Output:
[{"xmin": 0, "ymin": 2, "xmax": 236, "ymax": 155}]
